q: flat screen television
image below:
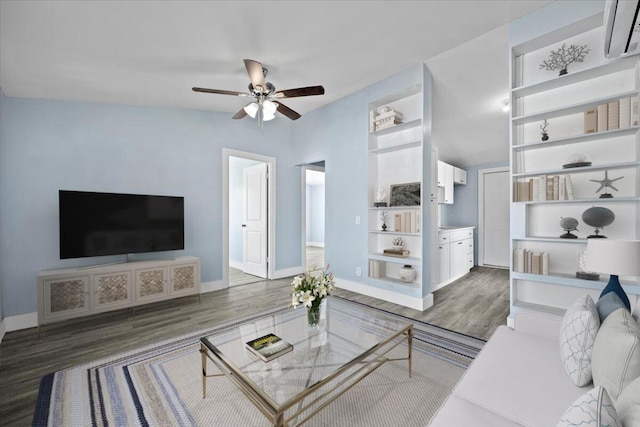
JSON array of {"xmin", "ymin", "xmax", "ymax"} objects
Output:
[{"xmin": 59, "ymin": 190, "xmax": 184, "ymax": 259}]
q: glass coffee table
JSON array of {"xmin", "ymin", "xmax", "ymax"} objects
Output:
[{"xmin": 200, "ymin": 298, "xmax": 413, "ymax": 426}]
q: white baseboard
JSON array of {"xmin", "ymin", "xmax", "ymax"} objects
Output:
[
  {"xmin": 200, "ymin": 280, "xmax": 227, "ymax": 293},
  {"xmin": 306, "ymin": 242, "xmax": 325, "ymax": 248},
  {"xmin": 273, "ymin": 266, "xmax": 305, "ymax": 280},
  {"xmin": 4, "ymin": 311, "xmax": 38, "ymax": 332},
  {"xmin": 0, "ymin": 318, "xmax": 5, "ymax": 342},
  {"xmin": 336, "ymin": 278, "xmax": 434, "ymax": 311},
  {"xmin": 228, "ymin": 260, "xmax": 243, "ymax": 270}
]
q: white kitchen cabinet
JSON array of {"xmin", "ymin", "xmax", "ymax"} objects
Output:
[
  {"xmin": 454, "ymin": 167, "xmax": 467, "ymax": 185},
  {"xmin": 436, "ymin": 227, "xmax": 474, "ymax": 290}
]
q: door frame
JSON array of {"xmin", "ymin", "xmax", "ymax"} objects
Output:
[
  {"xmin": 300, "ymin": 163, "xmax": 325, "ymax": 271},
  {"xmin": 223, "ymin": 149, "xmax": 276, "ymax": 286},
  {"xmin": 477, "ymin": 166, "xmax": 510, "ymax": 268}
]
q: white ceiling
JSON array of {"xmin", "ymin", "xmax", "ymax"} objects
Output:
[{"xmin": 0, "ymin": 0, "xmax": 554, "ymax": 165}]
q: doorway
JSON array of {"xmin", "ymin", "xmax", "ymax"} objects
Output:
[
  {"xmin": 302, "ymin": 163, "xmax": 325, "ymax": 271},
  {"xmin": 223, "ymin": 149, "xmax": 276, "ymax": 287},
  {"xmin": 478, "ymin": 167, "xmax": 510, "ymax": 268}
]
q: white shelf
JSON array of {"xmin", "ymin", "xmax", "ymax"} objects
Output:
[
  {"xmin": 512, "ymin": 56, "xmax": 639, "ymax": 97},
  {"xmin": 368, "ymin": 276, "xmax": 422, "ymax": 289},
  {"xmin": 511, "ymin": 126, "xmax": 640, "ymax": 152},
  {"xmin": 511, "ymin": 301, "xmax": 566, "ymax": 317},
  {"xmin": 512, "ymin": 90, "xmax": 640, "ymax": 125},
  {"xmin": 369, "ymin": 118, "xmax": 421, "ymax": 137},
  {"xmin": 368, "ymin": 253, "xmax": 421, "ymax": 266},
  {"xmin": 369, "ymin": 205, "xmax": 421, "ymax": 211},
  {"xmin": 369, "ymin": 230, "xmax": 420, "ymax": 237},
  {"xmin": 512, "ymin": 161, "xmax": 640, "ymax": 178},
  {"xmin": 515, "ymin": 237, "xmax": 587, "ymax": 243},
  {"xmin": 512, "ymin": 272, "xmax": 640, "ymax": 295},
  {"xmin": 518, "ymin": 197, "xmax": 640, "ymax": 205},
  {"xmin": 369, "ymin": 140, "xmax": 421, "ymax": 154},
  {"xmin": 369, "ymin": 84, "xmax": 421, "ymax": 108}
]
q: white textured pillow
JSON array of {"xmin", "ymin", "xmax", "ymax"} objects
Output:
[
  {"xmin": 557, "ymin": 386, "xmax": 620, "ymax": 427},
  {"xmin": 616, "ymin": 376, "xmax": 640, "ymax": 427},
  {"xmin": 592, "ymin": 308, "xmax": 640, "ymax": 401},
  {"xmin": 560, "ymin": 294, "xmax": 600, "ymax": 386},
  {"xmin": 633, "ymin": 298, "xmax": 640, "ymax": 324}
]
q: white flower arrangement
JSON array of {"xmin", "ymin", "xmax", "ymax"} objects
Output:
[{"xmin": 290, "ymin": 266, "xmax": 335, "ymax": 309}]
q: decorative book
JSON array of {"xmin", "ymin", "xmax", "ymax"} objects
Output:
[
  {"xmin": 383, "ymin": 248, "xmax": 410, "ymax": 257},
  {"xmin": 245, "ymin": 333, "xmax": 293, "ymax": 362}
]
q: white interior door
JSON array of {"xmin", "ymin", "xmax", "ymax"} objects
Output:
[
  {"xmin": 482, "ymin": 169, "xmax": 510, "ymax": 268},
  {"xmin": 242, "ymin": 163, "xmax": 268, "ymax": 278}
]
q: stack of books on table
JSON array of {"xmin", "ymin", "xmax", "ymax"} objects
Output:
[
  {"xmin": 383, "ymin": 248, "xmax": 410, "ymax": 258},
  {"xmin": 513, "ymin": 248, "xmax": 549, "ymax": 275},
  {"xmin": 513, "ymin": 175, "xmax": 574, "ymax": 202},
  {"xmin": 245, "ymin": 333, "xmax": 293, "ymax": 362}
]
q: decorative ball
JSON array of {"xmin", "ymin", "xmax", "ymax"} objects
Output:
[
  {"xmin": 582, "ymin": 207, "xmax": 615, "ymax": 228},
  {"xmin": 560, "ymin": 217, "xmax": 578, "ymax": 231}
]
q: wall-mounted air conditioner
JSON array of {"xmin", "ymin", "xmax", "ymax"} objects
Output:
[{"xmin": 604, "ymin": 0, "xmax": 640, "ymax": 58}]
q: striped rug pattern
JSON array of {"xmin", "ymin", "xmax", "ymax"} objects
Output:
[{"xmin": 33, "ymin": 303, "xmax": 484, "ymax": 426}]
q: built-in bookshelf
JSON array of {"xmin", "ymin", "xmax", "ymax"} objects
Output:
[
  {"xmin": 509, "ymin": 17, "xmax": 640, "ymax": 321},
  {"xmin": 366, "ymin": 65, "xmax": 438, "ymax": 311}
]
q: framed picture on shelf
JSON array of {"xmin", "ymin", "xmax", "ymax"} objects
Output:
[{"xmin": 389, "ymin": 182, "xmax": 421, "ymax": 206}]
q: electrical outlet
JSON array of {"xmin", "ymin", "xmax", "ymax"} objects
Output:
[
  {"xmin": 355, "ymin": 216, "xmax": 360, "ymax": 225},
  {"xmin": 355, "ymin": 267, "xmax": 362, "ymax": 276}
]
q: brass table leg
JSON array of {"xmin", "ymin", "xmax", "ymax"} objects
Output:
[
  {"xmin": 408, "ymin": 326, "xmax": 413, "ymax": 378},
  {"xmin": 201, "ymin": 343, "xmax": 207, "ymax": 399}
]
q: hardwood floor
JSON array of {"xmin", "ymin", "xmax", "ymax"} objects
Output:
[{"xmin": 0, "ymin": 266, "xmax": 507, "ymax": 426}]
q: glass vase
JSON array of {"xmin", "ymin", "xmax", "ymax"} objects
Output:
[{"xmin": 307, "ymin": 305, "xmax": 321, "ymax": 331}]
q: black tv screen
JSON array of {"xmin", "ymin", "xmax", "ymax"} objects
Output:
[{"xmin": 59, "ymin": 190, "xmax": 184, "ymax": 259}]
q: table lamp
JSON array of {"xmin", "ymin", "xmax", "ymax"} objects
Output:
[{"xmin": 586, "ymin": 239, "xmax": 640, "ymax": 311}]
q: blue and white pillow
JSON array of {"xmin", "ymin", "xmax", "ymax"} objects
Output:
[
  {"xmin": 557, "ymin": 387, "xmax": 620, "ymax": 427},
  {"xmin": 560, "ymin": 294, "xmax": 600, "ymax": 386},
  {"xmin": 596, "ymin": 292, "xmax": 627, "ymax": 323}
]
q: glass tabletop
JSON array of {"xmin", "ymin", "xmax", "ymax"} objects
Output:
[{"xmin": 200, "ymin": 298, "xmax": 412, "ymax": 407}]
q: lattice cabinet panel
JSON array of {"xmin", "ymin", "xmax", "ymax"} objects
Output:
[
  {"xmin": 93, "ymin": 271, "xmax": 133, "ymax": 312},
  {"xmin": 43, "ymin": 276, "xmax": 90, "ymax": 321},
  {"xmin": 170, "ymin": 262, "xmax": 199, "ymax": 296},
  {"xmin": 135, "ymin": 267, "xmax": 168, "ymax": 303}
]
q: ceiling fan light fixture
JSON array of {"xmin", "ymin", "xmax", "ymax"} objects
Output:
[
  {"xmin": 263, "ymin": 100, "xmax": 277, "ymax": 115},
  {"xmin": 244, "ymin": 102, "xmax": 259, "ymax": 118}
]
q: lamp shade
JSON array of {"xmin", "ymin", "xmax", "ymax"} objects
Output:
[{"xmin": 586, "ymin": 239, "xmax": 640, "ymax": 276}]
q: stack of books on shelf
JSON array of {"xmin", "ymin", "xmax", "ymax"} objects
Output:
[
  {"xmin": 513, "ymin": 248, "xmax": 549, "ymax": 275},
  {"xmin": 514, "ymin": 175, "xmax": 574, "ymax": 202},
  {"xmin": 394, "ymin": 211, "xmax": 420, "ymax": 233},
  {"xmin": 383, "ymin": 248, "xmax": 410, "ymax": 257},
  {"xmin": 369, "ymin": 109, "xmax": 404, "ymax": 132},
  {"xmin": 584, "ymin": 96, "xmax": 639, "ymax": 133},
  {"xmin": 369, "ymin": 260, "xmax": 386, "ymax": 278}
]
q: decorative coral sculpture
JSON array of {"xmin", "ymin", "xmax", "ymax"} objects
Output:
[{"xmin": 539, "ymin": 43, "xmax": 590, "ymax": 76}]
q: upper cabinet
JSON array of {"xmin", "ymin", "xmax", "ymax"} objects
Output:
[
  {"xmin": 437, "ymin": 160, "xmax": 466, "ymax": 204},
  {"xmin": 509, "ymin": 17, "xmax": 640, "ymax": 319}
]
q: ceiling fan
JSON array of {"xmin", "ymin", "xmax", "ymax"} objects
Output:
[{"xmin": 192, "ymin": 59, "xmax": 325, "ymax": 127}]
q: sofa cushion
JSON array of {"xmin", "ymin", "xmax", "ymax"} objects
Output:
[
  {"xmin": 454, "ymin": 326, "xmax": 590, "ymax": 427},
  {"xmin": 428, "ymin": 394, "xmax": 523, "ymax": 427},
  {"xmin": 556, "ymin": 386, "xmax": 620, "ymax": 427},
  {"xmin": 633, "ymin": 298, "xmax": 640, "ymax": 324},
  {"xmin": 592, "ymin": 308, "xmax": 640, "ymax": 401},
  {"xmin": 615, "ymin": 373, "xmax": 640, "ymax": 426},
  {"xmin": 600, "ymin": 278, "xmax": 631, "ymax": 311},
  {"xmin": 560, "ymin": 295, "xmax": 600, "ymax": 386},
  {"xmin": 596, "ymin": 292, "xmax": 627, "ymax": 322}
]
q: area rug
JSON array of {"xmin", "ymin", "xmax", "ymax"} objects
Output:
[{"xmin": 33, "ymin": 303, "xmax": 485, "ymax": 427}]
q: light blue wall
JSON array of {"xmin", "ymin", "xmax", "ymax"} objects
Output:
[
  {"xmin": 229, "ymin": 156, "xmax": 262, "ymax": 265},
  {"xmin": 292, "ymin": 64, "xmax": 425, "ymax": 288},
  {"xmin": 307, "ymin": 184, "xmax": 325, "ymax": 244},
  {"xmin": 440, "ymin": 161, "xmax": 509, "ymax": 263},
  {"xmin": 0, "ymin": 97, "xmax": 303, "ymax": 317}
]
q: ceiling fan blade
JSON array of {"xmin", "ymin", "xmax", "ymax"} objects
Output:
[
  {"xmin": 274, "ymin": 102, "xmax": 301, "ymax": 120},
  {"xmin": 232, "ymin": 108, "xmax": 248, "ymax": 120},
  {"xmin": 244, "ymin": 59, "xmax": 266, "ymax": 92},
  {"xmin": 274, "ymin": 85, "xmax": 325, "ymax": 98},
  {"xmin": 192, "ymin": 87, "xmax": 250, "ymax": 97}
]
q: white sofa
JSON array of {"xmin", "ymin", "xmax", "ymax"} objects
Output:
[{"xmin": 428, "ymin": 304, "xmax": 639, "ymax": 426}]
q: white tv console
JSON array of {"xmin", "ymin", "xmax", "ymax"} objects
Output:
[{"xmin": 37, "ymin": 256, "xmax": 200, "ymax": 326}]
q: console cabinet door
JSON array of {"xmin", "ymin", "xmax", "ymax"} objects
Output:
[
  {"xmin": 438, "ymin": 243, "xmax": 450, "ymax": 284},
  {"xmin": 93, "ymin": 270, "xmax": 133, "ymax": 312},
  {"xmin": 169, "ymin": 262, "xmax": 199, "ymax": 296},
  {"xmin": 451, "ymin": 240, "xmax": 468, "ymax": 278},
  {"xmin": 43, "ymin": 276, "xmax": 91, "ymax": 321},
  {"xmin": 135, "ymin": 267, "xmax": 168, "ymax": 303}
]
